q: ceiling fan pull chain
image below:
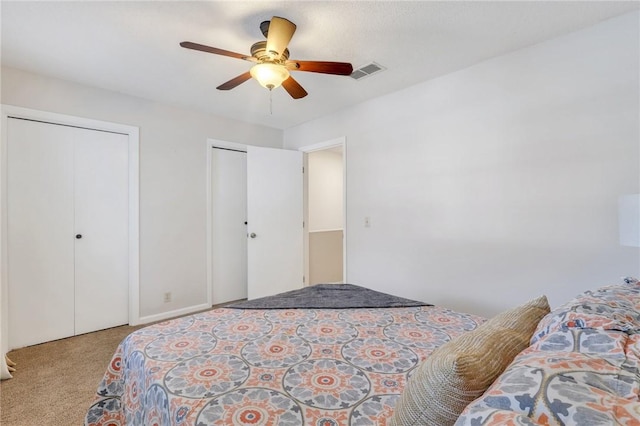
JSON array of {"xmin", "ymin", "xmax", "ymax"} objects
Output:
[{"xmin": 270, "ymin": 89, "xmax": 273, "ymax": 115}]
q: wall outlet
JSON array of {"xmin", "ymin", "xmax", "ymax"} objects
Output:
[{"xmin": 163, "ymin": 292, "xmax": 172, "ymax": 303}]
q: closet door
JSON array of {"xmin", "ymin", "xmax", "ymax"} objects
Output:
[
  {"xmin": 74, "ymin": 128, "xmax": 129, "ymax": 334},
  {"xmin": 211, "ymin": 147, "xmax": 248, "ymax": 304},
  {"xmin": 7, "ymin": 118, "xmax": 76, "ymax": 348},
  {"xmin": 7, "ymin": 118, "xmax": 130, "ymax": 348}
]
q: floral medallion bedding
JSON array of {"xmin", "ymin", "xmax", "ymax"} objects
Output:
[
  {"xmin": 456, "ymin": 283, "xmax": 640, "ymax": 426},
  {"xmin": 86, "ymin": 305, "xmax": 483, "ymax": 425}
]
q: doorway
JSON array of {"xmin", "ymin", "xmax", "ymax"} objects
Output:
[{"xmin": 301, "ymin": 137, "xmax": 347, "ymax": 286}]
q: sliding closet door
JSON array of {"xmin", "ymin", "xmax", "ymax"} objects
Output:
[
  {"xmin": 7, "ymin": 118, "xmax": 76, "ymax": 348},
  {"xmin": 74, "ymin": 129, "xmax": 129, "ymax": 335}
]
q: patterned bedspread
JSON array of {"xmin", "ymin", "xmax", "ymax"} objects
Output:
[{"xmin": 85, "ymin": 305, "xmax": 483, "ymax": 425}]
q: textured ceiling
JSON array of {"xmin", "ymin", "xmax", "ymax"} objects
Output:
[{"xmin": 2, "ymin": 1, "xmax": 638, "ymax": 129}]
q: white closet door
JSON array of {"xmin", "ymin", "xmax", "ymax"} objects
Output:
[
  {"xmin": 74, "ymin": 128, "xmax": 129, "ymax": 334},
  {"xmin": 7, "ymin": 118, "xmax": 76, "ymax": 348},
  {"xmin": 211, "ymin": 148, "xmax": 248, "ymax": 304}
]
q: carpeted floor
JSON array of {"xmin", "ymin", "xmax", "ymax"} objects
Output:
[
  {"xmin": 0, "ymin": 324, "xmax": 144, "ymax": 425},
  {"xmin": 0, "ymin": 302, "xmax": 241, "ymax": 425}
]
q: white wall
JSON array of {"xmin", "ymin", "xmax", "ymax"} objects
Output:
[
  {"xmin": 308, "ymin": 150, "xmax": 343, "ymax": 231},
  {"xmin": 309, "ymin": 230, "xmax": 343, "ymax": 284},
  {"xmin": 1, "ymin": 66, "xmax": 282, "ymax": 320},
  {"xmin": 285, "ymin": 12, "xmax": 640, "ymax": 317}
]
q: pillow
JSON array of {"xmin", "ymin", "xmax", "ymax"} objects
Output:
[
  {"xmin": 389, "ymin": 295, "xmax": 550, "ymax": 426},
  {"xmin": 531, "ymin": 284, "xmax": 640, "ymax": 344}
]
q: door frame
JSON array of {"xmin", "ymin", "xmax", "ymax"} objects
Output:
[
  {"xmin": 1, "ymin": 105, "xmax": 140, "ymax": 352},
  {"xmin": 299, "ymin": 136, "xmax": 347, "ymax": 285},
  {"xmin": 205, "ymin": 138, "xmax": 248, "ymax": 306}
]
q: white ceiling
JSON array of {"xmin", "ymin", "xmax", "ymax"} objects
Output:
[{"xmin": 2, "ymin": 1, "xmax": 638, "ymax": 130}]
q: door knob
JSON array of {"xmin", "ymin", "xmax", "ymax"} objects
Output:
[
  {"xmin": 250, "ymin": 233, "xmax": 257, "ymax": 239},
  {"xmin": 75, "ymin": 234, "xmax": 82, "ymax": 239}
]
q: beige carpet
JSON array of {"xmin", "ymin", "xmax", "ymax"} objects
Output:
[
  {"xmin": 0, "ymin": 302, "xmax": 240, "ymax": 425},
  {"xmin": 0, "ymin": 324, "xmax": 144, "ymax": 425}
]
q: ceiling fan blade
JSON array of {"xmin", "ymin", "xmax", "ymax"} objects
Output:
[
  {"xmin": 180, "ymin": 41, "xmax": 256, "ymax": 62},
  {"xmin": 286, "ymin": 60, "xmax": 353, "ymax": 75},
  {"xmin": 216, "ymin": 71, "xmax": 252, "ymax": 90},
  {"xmin": 266, "ymin": 17, "xmax": 296, "ymax": 59},
  {"xmin": 282, "ymin": 76, "xmax": 308, "ymax": 99}
]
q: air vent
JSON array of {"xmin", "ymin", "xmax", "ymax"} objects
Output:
[{"xmin": 350, "ymin": 62, "xmax": 386, "ymax": 80}]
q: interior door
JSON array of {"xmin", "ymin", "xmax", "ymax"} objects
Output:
[
  {"xmin": 7, "ymin": 118, "xmax": 76, "ymax": 348},
  {"xmin": 74, "ymin": 128, "xmax": 129, "ymax": 335},
  {"xmin": 247, "ymin": 146, "xmax": 303, "ymax": 299},
  {"xmin": 211, "ymin": 147, "xmax": 248, "ymax": 304}
]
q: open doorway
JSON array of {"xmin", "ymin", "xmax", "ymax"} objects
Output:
[{"xmin": 302, "ymin": 137, "xmax": 347, "ymax": 286}]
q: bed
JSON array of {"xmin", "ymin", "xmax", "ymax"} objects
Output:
[{"xmin": 85, "ymin": 284, "xmax": 484, "ymax": 425}]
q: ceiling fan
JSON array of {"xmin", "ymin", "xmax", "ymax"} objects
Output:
[{"xmin": 180, "ymin": 16, "xmax": 353, "ymax": 99}]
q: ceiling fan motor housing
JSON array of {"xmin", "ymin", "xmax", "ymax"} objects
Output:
[
  {"xmin": 260, "ymin": 20, "xmax": 271, "ymax": 38},
  {"xmin": 250, "ymin": 41, "xmax": 290, "ymax": 62}
]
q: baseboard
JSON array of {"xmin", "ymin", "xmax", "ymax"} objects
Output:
[{"xmin": 136, "ymin": 303, "xmax": 211, "ymax": 325}]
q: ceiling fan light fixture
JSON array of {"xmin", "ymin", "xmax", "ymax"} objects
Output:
[{"xmin": 250, "ymin": 63, "xmax": 290, "ymax": 90}]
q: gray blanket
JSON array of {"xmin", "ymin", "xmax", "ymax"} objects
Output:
[{"xmin": 227, "ymin": 283, "xmax": 430, "ymax": 309}]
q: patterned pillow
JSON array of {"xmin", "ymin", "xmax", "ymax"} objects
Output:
[
  {"xmin": 456, "ymin": 332, "xmax": 640, "ymax": 425},
  {"xmin": 532, "ymin": 284, "xmax": 640, "ymax": 344},
  {"xmin": 389, "ymin": 295, "xmax": 550, "ymax": 426},
  {"xmin": 457, "ymin": 284, "xmax": 640, "ymax": 426}
]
